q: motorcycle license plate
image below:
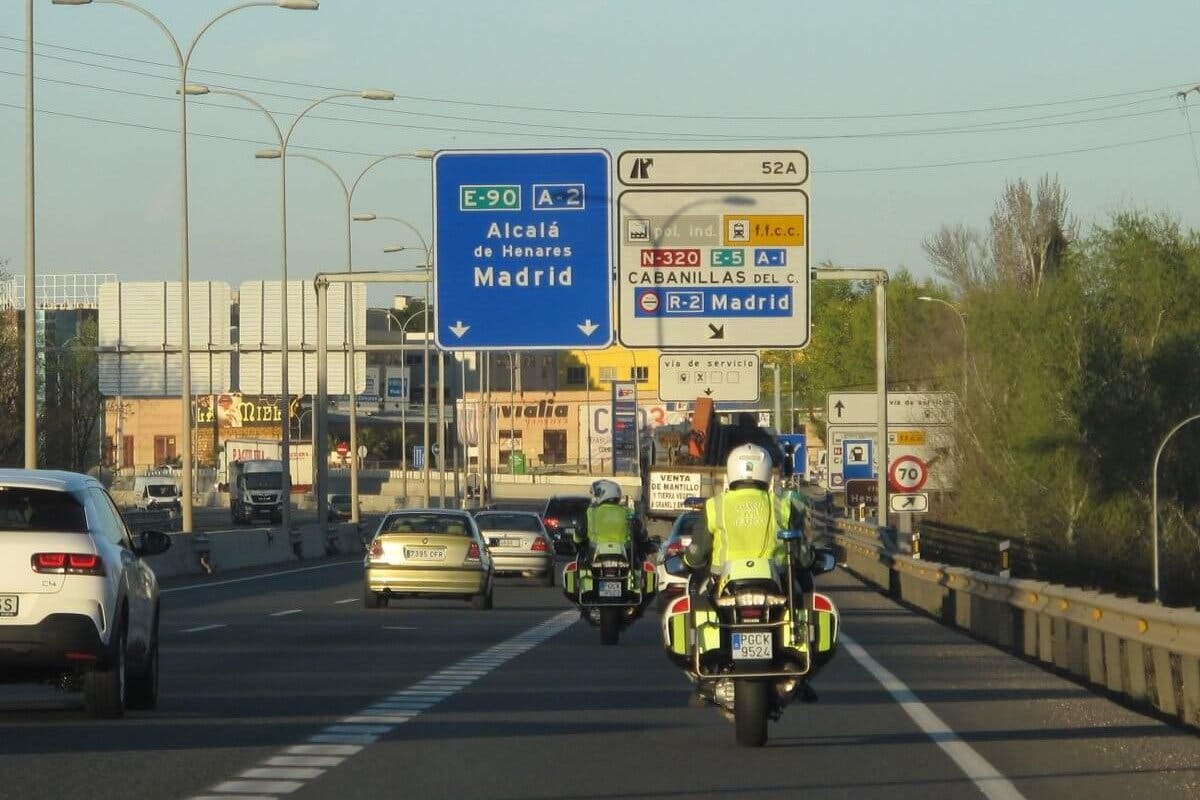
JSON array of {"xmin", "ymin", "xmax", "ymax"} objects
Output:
[
  {"xmin": 598, "ymin": 580, "xmax": 622, "ymax": 598},
  {"xmin": 731, "ymin": 631, "xmax": 772, "ymax": 660}
]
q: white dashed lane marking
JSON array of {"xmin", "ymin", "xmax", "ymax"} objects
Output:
[
  {"xmin": 180, "ymin": 624, "xmax": 227, "ymax": 634},
  {"xmin": 188, "ymin": 610, "xmax": 576, "ymax": 799},
  {"xmin": 269, "ymin": 609, "xmax": 303, "ymax": 617}
]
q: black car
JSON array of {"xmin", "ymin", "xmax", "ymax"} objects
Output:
[{"xmin": 541, "ymin": 495, "xmax": 591, "ymax": 555}]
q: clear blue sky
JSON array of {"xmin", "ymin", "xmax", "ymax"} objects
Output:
[{"xmin": 3, "ymin": 0, "xmax": 1200, "ymax": 305}]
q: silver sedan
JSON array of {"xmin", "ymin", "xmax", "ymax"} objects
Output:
[{"xmin": 474, "ymin": 510, "xmax": 556, "ymax": 586}]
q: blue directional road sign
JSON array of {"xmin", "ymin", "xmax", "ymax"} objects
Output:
[{"xmin": 434, "ymin": 149, "xmax": 613, "ymax": 350}]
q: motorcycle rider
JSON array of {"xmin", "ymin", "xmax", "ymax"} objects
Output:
[
  {"xmin": 682, "ymin": 443, "xmax": 821, "ymax": 702},
  {"xmin": 574, "ymin": 479, "xmax": 649, "ymax": 566}
]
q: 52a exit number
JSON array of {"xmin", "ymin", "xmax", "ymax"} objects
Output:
[{"xmin": 761, "ymin": 161, "xmax": 800, "ymax": 175}]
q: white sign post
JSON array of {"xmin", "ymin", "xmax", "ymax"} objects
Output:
[
  {"xmin": 617, "ymin": 150, "xmax": 810, "ymax": 349},
  {"xmin": 658, "ymin": 352, "xmax": 759, "ymax": 402}
]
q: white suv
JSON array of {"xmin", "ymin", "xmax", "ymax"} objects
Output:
[{"xmin": 0, "ymin": 470, "xmax": 171, "ymax": 718}]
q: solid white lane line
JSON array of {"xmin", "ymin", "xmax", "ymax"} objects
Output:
[
  {"xmin": 841, "ymin": 633, "xmax": 1027, "ymax": 800},
  {"xmin": 267, "ymin": 756, "xmax": 344, "ymax": 768},
  {"xmin": 382, "ymin": 625, "xmax": 417, "ymax": 630},
  {"xmin": 162, "ymin": 560, "xmax": 357, "ymax": 594},
  {"xmin": 190, "ymin": 611, "xmax": 577, "ymax": 800},
  {"xmin": 192, "ymin": 796, "xmax": 276, "ymax": 800},
  {"xmin": 180, "ymin": 624, "xmax": 227, "ymax": 634},
  {"xmin": 270, "ymin": 609, "xmax": 303, "ymax": 617}
]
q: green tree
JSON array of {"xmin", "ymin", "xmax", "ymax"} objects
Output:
[
  {"xmin": 0, "ymin": 259, "xmax": 25, "ymax": 466},
  {"xmin": 41, "ymin": 319, "xmax": 101, "ymax": 473}
]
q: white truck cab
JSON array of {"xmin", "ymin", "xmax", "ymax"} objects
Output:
[{"xmin": 228, "ymin": 459, "xmax": 284, "ymax": 524}]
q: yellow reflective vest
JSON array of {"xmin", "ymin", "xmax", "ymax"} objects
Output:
[
  {"xmin": 703, "ymin": 487, "xmax": 791, "ymax": 569},
  {"xmin": 577, "ymin": 502, "xmax": 631, "ymax": 548}
]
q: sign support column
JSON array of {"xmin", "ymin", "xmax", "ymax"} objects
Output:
[{"xmin": 814, "ymin": 268, "xmax": 890, "ymax": 522}]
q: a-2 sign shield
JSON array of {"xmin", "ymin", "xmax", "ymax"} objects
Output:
[{"xmin": 888, "ymin": 455, "xmax": 928, "ymax": 492}]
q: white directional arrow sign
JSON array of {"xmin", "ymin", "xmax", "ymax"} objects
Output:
[
  {"xmin": 448, "ymin": 321, "xmax": 471, "ymax": 339},
  {"xmin": 888, "ymin": 493, "xmax": 929, "ymax": 513},
  {"xmin": 577, "ymin": 319, "xmax": 599, "ymax": 336}
]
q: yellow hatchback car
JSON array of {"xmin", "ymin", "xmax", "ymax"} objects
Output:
[{"xmin": 364, "ymin": 509, "xmax": 494, "ymax": 610}]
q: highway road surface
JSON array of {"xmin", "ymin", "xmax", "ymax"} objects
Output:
[{"xmin": 1, "ymin": 559, "xmax": 1197, "ymax": 799}]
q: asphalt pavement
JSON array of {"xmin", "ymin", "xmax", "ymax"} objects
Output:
[{"xmin": 1, "ymin": 557, "xmax": 1198, "ymax": 799}]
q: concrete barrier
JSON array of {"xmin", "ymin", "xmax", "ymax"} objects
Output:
[
  {"xmin": 143, "ymin": 522, "xmax": 364, "ymax": 581},
  {"xmin": 811, "ymin": 510, "xmax": 1200, "ymax": 730}
]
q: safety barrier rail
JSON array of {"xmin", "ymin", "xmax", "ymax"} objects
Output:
[{"xmin": 808, "ymin": 509, "xmax": 1200, "ymax": 730}]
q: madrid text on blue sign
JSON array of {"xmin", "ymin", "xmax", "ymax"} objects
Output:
[
  {"xmin": 433, "ymin": 150, "xmax": 612, "ymax": 350},
  {"xmin": 633, "ymin": 287, "xmax": 793, "ymax": 318}
]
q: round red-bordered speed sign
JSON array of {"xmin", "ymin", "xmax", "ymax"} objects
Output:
[{"xmin": 888, "ymin": 455, "xmax": 928, "ymax": 492}]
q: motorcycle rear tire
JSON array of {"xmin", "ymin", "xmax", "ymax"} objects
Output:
[
  {"xmin": 734, "ymin": 679, "xmax": 769, "ymax": 747},
  {"xmin": 600, "ymin": 607, "xmax": 620, "ymax": 645}
]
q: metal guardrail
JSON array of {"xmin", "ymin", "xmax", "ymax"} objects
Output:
[{"xmin": 808, "ymin": 508, "xmax": 1200, "ymax": 730}]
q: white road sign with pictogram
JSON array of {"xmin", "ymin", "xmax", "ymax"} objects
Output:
[
  {"xmin": 658, "ymin": 352, "xmax": 759, "ymax": 402},
  {"xmin": 616, "ymin": 150, "xmax": 810, "ymax": 350}
]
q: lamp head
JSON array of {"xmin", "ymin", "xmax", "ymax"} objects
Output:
[{"xmin": 360, "ymin": 89, "xmax": 396, "ymax": 102}]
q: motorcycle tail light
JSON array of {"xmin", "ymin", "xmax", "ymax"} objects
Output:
[
  {"xmin": 668, "ymin": 596, "xmax": 690, "ymax": 615},
  {"xmin": 813, "ymin": 594, "xmax": 834, "ymax": 612},
  {"xmin": 564, "ymin": 561, "xmax": 578, "ymax": 573},
  {"xmin": 740, "ymin": 607, "xmax": 764, "ymax": 621}
]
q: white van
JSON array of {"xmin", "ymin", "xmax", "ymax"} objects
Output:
[{"xmin": 133, "ymin": 476, "xmax": 182, "ymax": 513}]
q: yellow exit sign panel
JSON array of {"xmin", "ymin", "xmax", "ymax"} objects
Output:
[{"xmin": 722, "ymin": 215, "xmax": 805, "ymax": 246}]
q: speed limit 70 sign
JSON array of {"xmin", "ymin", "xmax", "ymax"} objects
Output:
[{"xmin": 888, "ymin": 455, "xmax": 928, "ymax": 492}]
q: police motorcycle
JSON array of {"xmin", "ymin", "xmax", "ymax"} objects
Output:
[
  {"xmin": 562, "ymin": 484, "xmax": 657, "ymax": 645},
  {"xmin": 661, "ymin": 531, "xmax": 839, "ymax": 747}
]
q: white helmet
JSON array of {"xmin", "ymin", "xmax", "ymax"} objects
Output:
[
  {"xmin": 725, "ymin": 443, "xmax": 773, "ymax": 487},
  {"xmin": 590, "ymin": 479, "xmax": 622, "ymax": 505}
]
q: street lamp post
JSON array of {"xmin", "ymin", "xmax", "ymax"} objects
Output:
[
  {"xmin": 53, "ymin": 0, "xmax": 319, "ymax": 535},
  {"xmin": 356, "ymin": 214, "xmax": 435, "ymax": 506},
  {"xmin": 198, "ymin": 88, "xmax": 391, "ymax": 538},
  {"xmin": 24, "ymin": 0, "xmax": 36, "ymax": 468},
  {"xmin": 917, "ymin": 296, "xmax": 968, "ymax": 399},
  {"xmin": 1150, "ymin": 413, "xmax": 1200, "ymax": 604}
]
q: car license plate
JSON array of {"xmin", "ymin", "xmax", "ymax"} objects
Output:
[
  {"xmin": 404, "ymin": 546, "xmax": 445, "ymax": 562},
  {"xmin": 731, "ymin": 631, "xmax": 772, "ymax": 660},
  {"xmin": 598, "ymin": 580, "xmax": 622, "ymax": 598},
  {"xmin": 0, "ymin": 595, "xmax": 17, "ymax": 617}
]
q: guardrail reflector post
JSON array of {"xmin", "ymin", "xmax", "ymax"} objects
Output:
[{"xmin": 998, "ymin": 539, "xmax": 1011, "ymax": 578}]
